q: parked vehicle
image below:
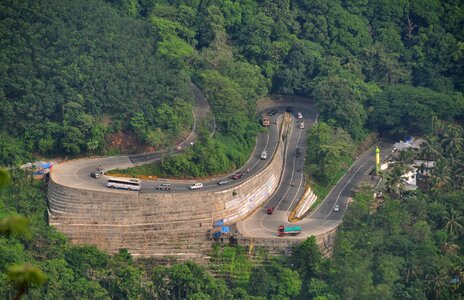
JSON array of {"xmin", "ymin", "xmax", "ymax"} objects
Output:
[
  {"xmin": 277, "ymin": 225, "xmax": 301, "ymax": 237},
  {"xmin": 267, "ymin": 207, "xmax": 275, "ymax": 215},
  {"xmin": 262, "ymin": 115, "xmax": 270, "ymax": 127},
  {"xmin": 268, "ymin": 109, "xmax": 277, "ymax": 116},
  {"xmin": 285, "ymin": 106, "xmax": 293, "ymax": 112},
  {"xmin": 261, "ymin": 151, "xmax": 268, "ymax": 160},
  {"xmin": 333, "ymin": 204, "xmax": 340, "ymax": 212},
  {"xmin": 156, "ymin": 183, "xmax": 171, "ymax": 191},
  {"xmin": 232, "ymin": 172, "xmax": 244, "ymax": 180},
  {"xmin": 189, "ymin": 183, "xmax": 203, "ymax": 190},
  {"xmin": 297, "ymin": 112, "xmax": 303, "ymax": 119},
  {"xmin": 299, "ymin": 122, "xmax": 304, "ymax": 129}
]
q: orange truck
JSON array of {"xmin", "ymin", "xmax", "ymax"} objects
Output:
[{"xmin": 262, "ymin": 115, "xmax": 270, "ymax": 127}]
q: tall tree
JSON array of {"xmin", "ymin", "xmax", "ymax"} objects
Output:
[
  {"xmin": 383, "ymin": 164, "xmax": 407, "ymax": 197},
  {"xmin": 431, "ymin": 159, "xmax": 452, "ymax": 192},
  {"xmin": 441, "ymin": 125, "xmax": 464, "ymax": 159},
  {"xmin": 444, "ymin": 209, "xmax": 464, "ymax": 238}
]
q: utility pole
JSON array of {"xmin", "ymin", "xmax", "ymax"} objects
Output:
[{"xmin": 375, "ymin": 146, "xmax": 380, "ymax": 176}]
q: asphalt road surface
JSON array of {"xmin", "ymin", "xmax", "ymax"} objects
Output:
[
  {"xmin": 236, "ymin": 140, "xmax": 394, "ymax": 239},
  {"xmin": 51, "ymin": 89, "xmax": 388, "ymax": 241},
  {"xmin": 51, "ymin": 112, "xmax": 283, "ymax": 194}
]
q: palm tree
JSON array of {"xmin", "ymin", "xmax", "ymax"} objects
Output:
[
  {"xmin": 444, "ymin": 209, "xmax": 464, "ymax": 238},
  {"xmin": 441, "ymin": 126, "xmax": 464, "ymax": 159},
  {"xmin": 431, "ymin": 159, "xmax": 452, "ymax": 192},
  {"xmin": 396, "ymin": 148, "xmax": 414, "ymax": 167},
  {"xmin": 451, "ymin": 157, "xmax": 464, "ymax": 189},
  {"xmin": 383, "ymin": 164, "xmax": 406, "ymax": 197},
  {"xmin": 442, "ymin": 240, "xmax": 460, "ymax": 254},
  {"xmin": 420, "ymin": 135, "xmax": 442, "ymax": 163},
  {"xmin": 426, "ymin": 270, "xmax": 450, "ymax": 300},
  {"xmin": 421, "ymin": 135, "xmax": 440, "ymax": 168}
]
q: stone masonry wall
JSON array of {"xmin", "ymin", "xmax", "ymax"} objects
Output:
[{"xmin": 47, "ymin": 122, "xmax": 289, "ymax": 257}]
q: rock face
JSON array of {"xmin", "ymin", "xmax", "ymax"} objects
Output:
[{"xmin": 47, "ymin": 123, "xmax": 289, "ymax": 258}]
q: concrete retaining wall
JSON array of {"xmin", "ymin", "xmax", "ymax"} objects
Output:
[
  {"xmin": 48, "ymin": 122, "xmax": 289, "ymax": 257},
  {"xmin": 235, "ymin": 227, "xmax": 338, "ymax": 257}
]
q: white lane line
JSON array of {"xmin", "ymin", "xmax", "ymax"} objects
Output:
[
  {"xmin": 249, "ymin": 132, "xmax": 270, "ymax": 171},
  {"xmin": 286, "ymin": 162, "xmax": 305, "ymax": 213},
  {"xmin": 323, "ymin": 160, "xmax": 369, "ymax": 220},
  {"xmin": 275, "ymin": 118, "xmax": 300, "ymax": 210},
  {"xmin": 285, "ymin": 125, "xmax": 305, "ymax": 211}
]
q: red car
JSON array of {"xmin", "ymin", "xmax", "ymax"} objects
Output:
[
  {"xmin": 267, "ymin": 207, "xmax": 275, "ymax": 215},
  {"xmin": 232, "ymin": 172, "xmax": 244, "ymax": 180}
]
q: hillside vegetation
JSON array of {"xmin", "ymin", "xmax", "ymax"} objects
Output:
[
  {"xmin": 1, "ymin": 0, "xmax": 464, "ymax": 299},
  {"xmin": 1, "ymin": 0, "xmax": 463, "ymax": 169}
]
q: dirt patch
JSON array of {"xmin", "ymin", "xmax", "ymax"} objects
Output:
[
  {"xmin": 105, "ymin": 131, "xmax": 147, "ymax": 153},
  {"xmin": 107, "ymin": 172, "xmax": 158, "ymax": 181},
  {"xmin": 256, "ymin": 95, "xmax": 315, "ymax": 112},
  {"xmin": 353, "ymin": 133, "xmax": 379, "ymax": 158}
]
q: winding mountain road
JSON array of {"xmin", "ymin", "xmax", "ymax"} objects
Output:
[{"xmin": 49, "ymin": 83, "xmax": 393, "ymax": 248}]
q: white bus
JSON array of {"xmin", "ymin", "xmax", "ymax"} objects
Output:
[{"xmin": 106, "ymin": 177, "xmax": 142, "ymax": 191}]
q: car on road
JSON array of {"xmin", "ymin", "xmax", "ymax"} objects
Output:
[
  {"xmin": 189, "ymin": 183, "xmax": 203, "ymax": 190},
  {"xmin": 285, "ymin": 106, "xmax": 293, "ymax": 112},
  {"xmin": 295, "ymin": 148, "xmax": 302, "ymax": 157},
  {"xmin": 267, "ymin": 207, "xmax": 275, "ymax": 215},
  {"xmin": 90, "ymin": 171, "xmax": 100, "ymax": 179},
  {"xmin": 297, "ymin": 112, "xmax": 303, "ymax": 119},
  {"xmin": 268, "ymin": 109, "xmax": 278, "ymax": 116},
  {"xmin": 261, "ymin": 151, "xmax": 268, "ymax": 160},
  {"xmin": 218, "ymin": 179, "xmax": 228, "ymax": 186},
  {"xmin": 156, "ymin": 183, "xmax": 171, "ymax": 191},
  {"xmin": 299, "ymin": 122, "xmax": 304, "ymax": 129},
  {"xmin": 333, "ymin": 204, "xmax": 340, "ymax": 212},
  {"xmin": 232, "ymin": 172, "xmax": 244, "ymax": 180}
]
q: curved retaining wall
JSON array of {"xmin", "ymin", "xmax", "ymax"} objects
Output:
[
  {"xmin": 236, "ymin": 226, "xmax": 338, "ymax": 257},
  {"xmin": 48, "ymin": 121, "xmax": 289, "ymax": 257}
]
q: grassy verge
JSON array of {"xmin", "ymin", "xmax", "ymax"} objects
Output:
[
  {"xmin": 106, "ymin": 131, "xmax": 258, "ymax": 179},
  {"xmin": 304, "ymin": 130, "xmax": 377, "ymax": 211},
  {"xmin": 309, "ymin": 155, "xmax": 353, "ymax": 209}
]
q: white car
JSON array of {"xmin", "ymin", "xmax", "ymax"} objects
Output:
[
  {"xmin": 299, "ymin": 122, "xmax": 304, "ymax": 129},
  {"xmin": 218, "ymin": 179, "xmax": 228, "ymax": 186},
  {"xmin": 261, "ymin": 151, "xmax": 268, "ymax": 160},
  {"xmin": 189, "ymin": 183, "xmax": 203, "ymax": 190},
  {"xmin": 297, "ymin": 112, "xmax": 303, "ymax": 119},
  {"xmin": 333, "ymin": 204, "xmax": 340, "ymax": 212}
]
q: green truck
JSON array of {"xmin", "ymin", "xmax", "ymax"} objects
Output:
[{"xmin": 277, "ymin": 225, "xmax": 301, "ymax": 237}]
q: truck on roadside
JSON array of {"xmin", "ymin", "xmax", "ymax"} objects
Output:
[
  {"xmin": 277, "ymin": 225, "xmax": 301, "ymax": 237},
  {"xmin": 262, "ymin": 115, "xmax": 270, "ymax": 127}
]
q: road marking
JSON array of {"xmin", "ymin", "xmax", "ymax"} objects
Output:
[
  {"xmin": 286, "ymin": 165, "xmax": 305, "ymax": 213},
  {"xmin": 249, "ymin": 132, "xmax": 270, "ymax": 171},
  {"xmin": 286, "ymin": 128, "xmax": 306, "ymax": 212},
  {"xmin": 323, "ymin": 160, "xmax": 369, "ymax": 220},
  {"xmin": 275, "ymin": 118, "xmax": 301, "ymax": 210}
]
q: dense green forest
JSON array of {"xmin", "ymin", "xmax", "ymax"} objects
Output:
[
  {"xmin": 1, "ymin": 126, "xmax": 463, "ymax": 298},
  {"xmin": 1, "ymin": 0, "xmax": 464, "ymax": 299},
  {"xmin": 1, "ymin": 0, "xmax": 463, "ymax": 170}
]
